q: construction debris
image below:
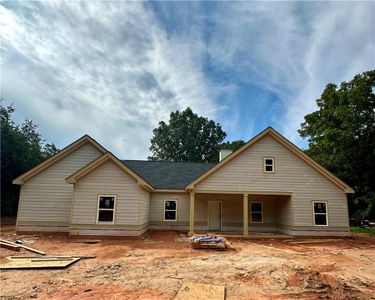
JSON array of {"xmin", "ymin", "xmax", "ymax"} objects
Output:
[
  {"xmin": 0, "ymin": 241, "xmax": 20, "ymax": 251},
  {"xmin": 174, "ymin": 282, "xmax": 226, "ymax": 300},
  {"xmin": 0, "ymin": 257, "xmax": 80, "ymax": 270},
  {"xmin": 190, "ymin": 235, "xmax": 234, "ymax": 250},
  {"xmin": 0, "ymin": 239, "xmax": 46, "ymax": 255}
]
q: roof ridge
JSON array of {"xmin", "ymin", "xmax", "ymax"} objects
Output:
[{"xmin": 122, "ymin": 159, "xmax": 216, "ymax": 165}]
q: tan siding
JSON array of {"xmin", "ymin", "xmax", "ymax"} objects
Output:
[
  {"xmin": 17, "ymin": 142, "xmax": 102, "ymax": 227},
  {"xmin": 274, "ymin": 195, "xmax": 293, "ymax": 226},
  {"xmin": 139, "ymin": 187, "xmax": 150, "ymax": 225},
  {"xmin": 196, "ymin": 135, "xmax": 349, "ymax": 229},
  {"xmin": 71, "ymin": 160, "xmax": 142, "ymax": 226},
  {"xmin": 150, "ymin": 192, "xmax": 190, "ymax": 229}
]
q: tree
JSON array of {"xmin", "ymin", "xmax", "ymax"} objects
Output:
[
  {"xmin": 298, "ymin": 70, "xmax": 375, "ymax": 221},
  {"xmin": 149, "ymin": 107, "xmax": 227, "ymax": 163},
  {"xmin": 1, "ymin": 100, "xmax": 60, "ymax": 216},
  {"xmin": 213, "ymin": 139, "xmax": 246, "ymax": 162},
  {"xmin": 219, "ymin": 140, "xmax": 246, "ymax": 152}
]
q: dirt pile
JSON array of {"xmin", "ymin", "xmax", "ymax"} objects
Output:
[{"xmin": 1, "ymin": 223, "xmax": 374, "ymax": 300}]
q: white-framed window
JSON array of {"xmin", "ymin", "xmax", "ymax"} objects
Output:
[
  {"xmin": 313, "ymin": 201, "xmax": 328, "ymax": 226},
  {"xmin": 250, "ymin": 202, "xmax": 263, "ymax": 223},
  {"xmin": 264, "ymin": 157, "xmax": 275, "ymax": 173},
  {"xmin": 164, "ymin": 200, "xmax": 177, "ymax": 221},
  {"xmin": 97, "ymin": 195, "xmax": 116, "ymax": 224}
]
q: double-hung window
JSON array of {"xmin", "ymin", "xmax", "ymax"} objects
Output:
[
  {"xmin": 264, "ymin": 158, "xmax": 274, "ymax": 173},
  {"xmin": 313, "ymin": 202, "xmax": 328, "ymax": 226},
  {"xmin": 164, "ymin": 200, "xmax": 177, "ymax": 221},
  {"xmin": 97, "ymin": 195, "xmax": 116, "ymax": 224},
  {"xmin": 250, "ymin": 202, "xmax": 263, "ymax": 223}
]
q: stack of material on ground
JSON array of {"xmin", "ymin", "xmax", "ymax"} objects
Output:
[{"xmin": 190, "ymin": 235, "xmax": 234, "ymax": 250}]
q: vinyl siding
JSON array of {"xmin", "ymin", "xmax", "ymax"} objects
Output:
[
  {"xmin": 195, "ymin": 134, "xmax": 349, "ymax": 229},
  {"xmin": 149, "ymin": 193, "xmax": 190, "ymax": 229},
  {"xmin": 139, "ymin": 188, "xmax": 150, "ymax": 225},
  {"xmin": 17, "ymin": 142, "xmax": 102, "ymax": 227},
  {"xmin": 71, "ymin": 160, "xmax": 144, "ymax": 226}
]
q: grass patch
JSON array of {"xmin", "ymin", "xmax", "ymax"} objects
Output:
[{"xmin": 351, "ymin": 227, "xmax": 375, "ymax": 235}]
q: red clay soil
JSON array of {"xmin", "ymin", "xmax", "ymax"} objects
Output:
[{"xmin": 1, "ymin": 221, "xmax": 374, "ymax": 300}]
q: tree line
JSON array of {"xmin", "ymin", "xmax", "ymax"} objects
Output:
[
  {"xmin": 1, "ymin": 101, "xmax": 59, "ymax": 216},
  {"xmin": 1, "ymin": 70, "xmax": 374, "ymax": 221}
]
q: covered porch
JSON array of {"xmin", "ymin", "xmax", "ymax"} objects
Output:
[{"xmin": 188, "ymin": 191, "xmax": 293, "ymax": 237}]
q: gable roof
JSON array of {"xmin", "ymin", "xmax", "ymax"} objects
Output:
[
  {"xmin": 12, "ymin": 135, "xmax": 107, "ymax": 185},
  {"xmin": 65, "ymin": 153, "xmax": 154, "ymax": 191},
  {"xmin": 186, "ymin": 127, "xmax": 355, "ymax": 194},
  {"xmin": 122, "ymin": 160, "xmax": 216, "ymax": 190}
]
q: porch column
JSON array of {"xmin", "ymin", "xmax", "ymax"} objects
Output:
[
  {"xmin": 243, "ymin": 193, "xmax": 249, "ymax": 237},
  {"xmin": 189, "ymin": 192, "xmax": 195, "ymax": 236}
]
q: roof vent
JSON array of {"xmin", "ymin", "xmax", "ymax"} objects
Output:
[{"xmin": 219, "ymin": 149, "xmax": 233, "ymax": 161}]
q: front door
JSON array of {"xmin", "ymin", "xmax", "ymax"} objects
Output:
[{"xmin": 208, "ymin": 201, "xmax": 222, "ymax": 231}]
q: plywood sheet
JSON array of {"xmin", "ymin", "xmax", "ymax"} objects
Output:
[
  {"xmin": 174, "ymin": 283, "xmax": 225, "ymax": 300},
  {"xmin": 0, "ymin": 257, "xmax": 80, "ymax": 269}
]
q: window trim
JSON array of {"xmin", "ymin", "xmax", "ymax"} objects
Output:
[
  {"xmin": 96, "ymin": 194, "xmax": 116, "ymax": 224},
  {"xmin": 312, "ymin": 201, "xmax": 329, "ymax": 226},
  {"xmin": 250, "ymin": 201, "xmax": 263, "ymax": 224},
  {"xmin": 163, "ymin": 199, "xmax": 178, "ymax": 221},
  {"xmin": 264, "ymin": 157, "xmax": 275, "ymax": 173}
]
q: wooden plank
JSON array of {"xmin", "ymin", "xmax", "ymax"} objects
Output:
[
  {"xmin": 175, "ymin": 283, "xmax": 225, "ymax": 300},
  {"xmin": 31, "ymin": 258, "xmax": 73, "ymax": 262},
  {"xmin": 288, "ymin": 239, "xmax": 343, "ymax": 245},
  {"xmin": 0, "ymin": 257, "xmax": 80, "ymax": 269},
  {"xmin": 11, "ymin": 255, "xmax": 96, "ymax": 259},
  {"xmin": 69, "ymin": 239, "xmax": 101, "ymax": 244},
  {"xmin": 0, "ymin": 239, "xmax": 46, "ymax": 255},
  {"xmin": 0, "ymin": 242, "xmax": 20, "ymax": 251}
]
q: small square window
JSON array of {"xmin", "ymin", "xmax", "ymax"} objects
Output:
[
  {"xmin": 314, "ymin": 202, "xmax": 326, "ymax": 214},
  {"xmin": 98, "ymin": 210, "xmax": 114, "ymax": 222},
  {"xmin": 314, "ymin": 214, "xmax": 327, "ymax": 226},
  {"xmin": 99, "ymin": 196, "xmax": 115, "ymax": 209},
  {"xmin": 264, "ymin": 158, "xmax": 274, "ymax": 173}
]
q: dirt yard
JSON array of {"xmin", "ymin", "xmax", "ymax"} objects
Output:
[{"xmin": 1, "ymin": 223, "xmax": 374, "ymax": 300}]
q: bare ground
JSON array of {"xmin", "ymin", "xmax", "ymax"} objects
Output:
[{"xmin": 0, "ymin": 222, "xmax": 374, "ymax": 300}]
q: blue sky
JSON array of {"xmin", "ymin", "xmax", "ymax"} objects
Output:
[{"xmin": 1, "ymin": 1, "xmax": 374, "ymax": 159}]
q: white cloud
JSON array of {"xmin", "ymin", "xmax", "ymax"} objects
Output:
[
  {"xmin": 205, "ymin": 2, "xmax": 375, "ymax": 143},
  {"xmin": 0, "ymin": 1, "xmax": 223, "ymax": 159},
  {"xmin": 1, "ymin": 1, "xmax": 374, "ymax": 157}
]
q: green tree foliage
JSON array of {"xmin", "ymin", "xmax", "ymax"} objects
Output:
[
  {"xmin": 1, "ymin": 101, "xmax": 60, "ymax": 216},
  {"xmin": 219, "ymin": 140, "xmax": 246, "ymax": 152},
  {"xmin": 299, "ymin": 70, "xmax": 375, "ymax": 221},
  {"xmin": 149, "ymin": 107, "xmax": 227, "ymax": 163},
  {"xmin": 212, "ymin": 139, "xmax": 246, "ymax": 162}
]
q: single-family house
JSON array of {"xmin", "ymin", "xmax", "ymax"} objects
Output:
[{"xmin": 13, "ymin": 127, "xmax": 354, "ymax": 237}]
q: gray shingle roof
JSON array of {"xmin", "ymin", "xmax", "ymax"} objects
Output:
[{"xmin": 122, "ymin": 160, "xmax": 216, "ymax": 190}]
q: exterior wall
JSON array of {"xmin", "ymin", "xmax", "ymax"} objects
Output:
[
  {"xmin": 195, "ymin": 134, "xmax": 349, "ymax": 235},
  {"xmin": 70, "ymin": 160, "xmax": 150, "ymax": 236},
  {"xmin": 17, "ymin": 142, "xmax": 102, "ymax": 232},
  {"xmin": 149, "ymin": 192, "xmax": 190, "ymax": 230},
  {"xmin": 140, "ymin": 188, "xmax": 150, "ymax": 227}
]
